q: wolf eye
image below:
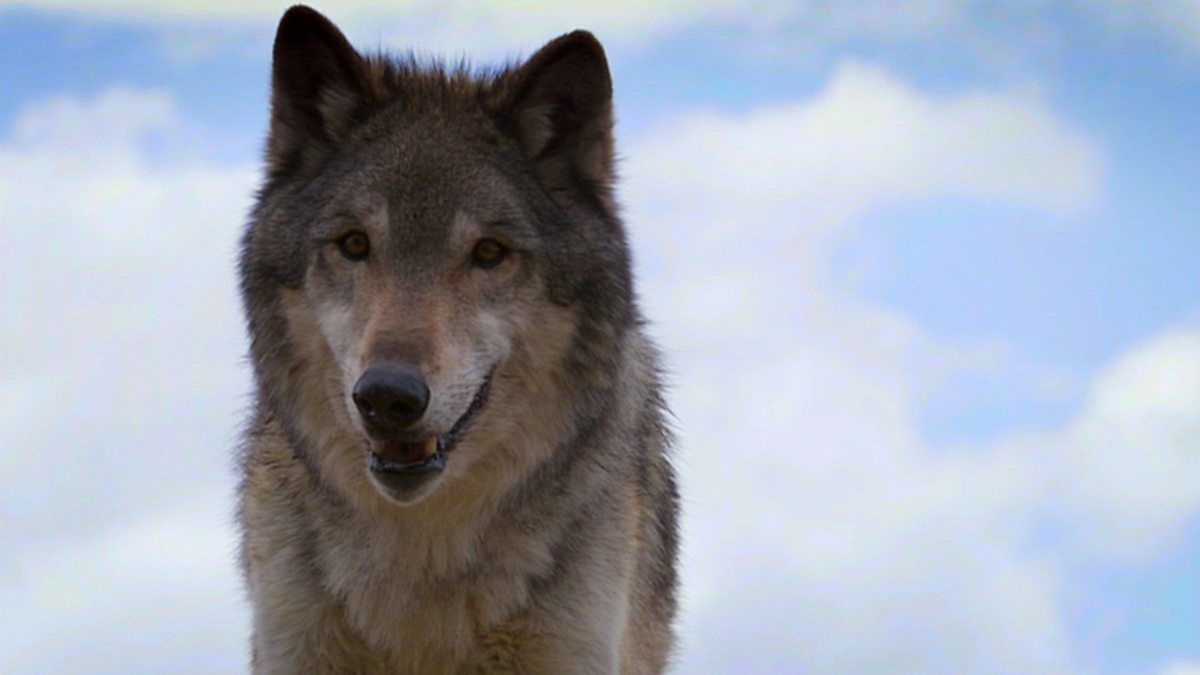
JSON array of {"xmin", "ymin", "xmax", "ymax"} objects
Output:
[
  {"xmin": 471, "ymin": 238, "xmax": 508, "ymax": 269},
  {"xmin": 337, "ymin": 231, "xmax": 371, "ymax": 261}
]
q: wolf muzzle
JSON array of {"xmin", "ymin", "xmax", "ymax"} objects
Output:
[
  {"xmin": 356, "ymin": 365, "xmax": 493, "ymax": 504},
  {"xmin": 352, "ymin": 364, "xmax": 430, "ymax": 436}
]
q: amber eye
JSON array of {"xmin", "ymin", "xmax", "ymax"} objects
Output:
[
  {"xmin": 471, "ymin": 238, "xmax": 508, "ymax": 269},
  {"xmin": 337, "ymin": 231, "xmax": 370, "ymax": 261}
]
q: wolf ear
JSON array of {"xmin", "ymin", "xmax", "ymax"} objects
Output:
[
  {"xmin": 503, "ymin": 31, "xmax": 615, "ymax": 202},
  {"xmin": 267, "ymin": 6, "xmax": 370, "ymax": 174}
]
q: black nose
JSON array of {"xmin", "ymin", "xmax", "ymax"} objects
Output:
[{"xmin": 352, "ymin": 365, "xmax": 430, "ymax": 434}]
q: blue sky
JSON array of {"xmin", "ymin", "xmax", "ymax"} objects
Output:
[{"xmin": 1, "ymin": 1, "xmax": 1198, "ymax": 673}]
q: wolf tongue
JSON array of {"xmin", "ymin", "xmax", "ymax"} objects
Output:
[{"xmin": 376, "ymin": 438, "xmax": 437, "ymax": 464}]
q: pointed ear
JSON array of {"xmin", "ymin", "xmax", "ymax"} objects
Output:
[
  {"xmin": 267, "ymin": 6, "xmax": 370, "ymax": 175},
  {"xmin": 502, "ymin": 31, "xmax": 615, "ymax": 201}
]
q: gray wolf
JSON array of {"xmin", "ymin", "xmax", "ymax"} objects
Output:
[{"xmin": 236, "ymin": 5, "xmax": 679, "ymax": 673}]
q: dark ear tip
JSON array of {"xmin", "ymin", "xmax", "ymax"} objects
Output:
[
  {"xmin": 281, "ymin": 4, "xmax": 322, "ymax": 21},
  {"xmin": 278, "ymin": 4, "xmax": 325, "ymax": 29},
  {"xmin": 562, "ymin": 29, "xmax": 600, "ymax": 43},
  {"xmin": 532, "ymin": 29, "xmax": 611, "ymax": 96},
  {"xmin": 553, "ymin": 30, "xmax": 606, "ymax": 59},
  {"xmin": 275, "ymin": 5, "xmax": 336, "ymax": 48}
]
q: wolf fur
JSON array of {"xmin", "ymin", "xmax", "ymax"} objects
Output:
[{"xmin": 236, "ymin": 6, "xmax": 679, "ymax": 673}]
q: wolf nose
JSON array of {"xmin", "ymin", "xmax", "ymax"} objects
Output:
[{"xmin": 352, "ymin": 365, "xmax": 430, "ymax": 433}]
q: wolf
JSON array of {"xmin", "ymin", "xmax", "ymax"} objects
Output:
[{"xmin": 236, "ymin": 5, "xmax": 679, "ymax": 674}]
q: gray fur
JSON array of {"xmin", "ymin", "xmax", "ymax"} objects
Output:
[{"xmin": 236, "ymin": 5, "xmax": 678, "ymax": 673}]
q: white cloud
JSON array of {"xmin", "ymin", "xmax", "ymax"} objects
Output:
[
  {"xmin": 0, "ymin": 89, "xmax": 256, "ymax": 670},
  {"xmin": 632, "ymin": 61, "xmax": 1102, "ymax": 224},
  {"xmin": 626, "ymin": 62, "xmax": 1103, "ymax": 370},
  {"xmin": 0, "ymin": 490, "xmax": 248, "ymax": 673},
  {"xmin": 621, "ymin": 64, "xmax": 1199, "ymax": 671},
  {"xmin": 1162, "ymin": 662, "xmax": 1200, "ymax": 675},
  {"xmin": 0, "ymin": 89, "xmax": 256, "ymax": 542},
  {"xmin": 1052, "ymin": 329, "xmax": 1200, "ymax": 558}
]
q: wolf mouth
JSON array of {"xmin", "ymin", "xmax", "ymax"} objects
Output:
[{"xmin": 368, "ymin": 371, "xmax": 493, "ymax": 475}]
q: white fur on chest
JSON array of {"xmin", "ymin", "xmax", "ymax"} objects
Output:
[{"xmin": 313, "ymin": 491, "xmax": 559, "ymax": 669}]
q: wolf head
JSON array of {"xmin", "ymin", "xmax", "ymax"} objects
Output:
[{"xmin": 239, "ymin": 6, "xmax": 636, "ymax": 507}]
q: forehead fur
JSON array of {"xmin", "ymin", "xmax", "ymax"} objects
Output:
[
  {"xmin": 357, "ymin": 54, "xmax": 516, "ymax": 114},
  {"xmin": 266, "ymin": 55, "xmax": 515, "ymax": 184}
]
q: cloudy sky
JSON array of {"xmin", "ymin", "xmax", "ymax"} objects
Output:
[{"xmin": 1, "ymin": 1, "xmax": 1198, "ymax": 673}]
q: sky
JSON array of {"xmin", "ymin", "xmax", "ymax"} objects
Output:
[{"xmin": 0, "ymin": 1, "xmax": 1198, "ymax": 673}]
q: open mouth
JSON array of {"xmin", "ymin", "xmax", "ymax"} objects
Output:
[{"xmin": 368, "ymin": 371, "xmax": 493, "ymax": 476}]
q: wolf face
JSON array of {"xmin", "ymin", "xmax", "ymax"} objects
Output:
[
  {"xmin": 294, "ymin": 147, "xmax": 546, "ymax": 504},
  {"xmin": 240, "ymin": 7, "xmax": 635, "ymax": 506}
]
